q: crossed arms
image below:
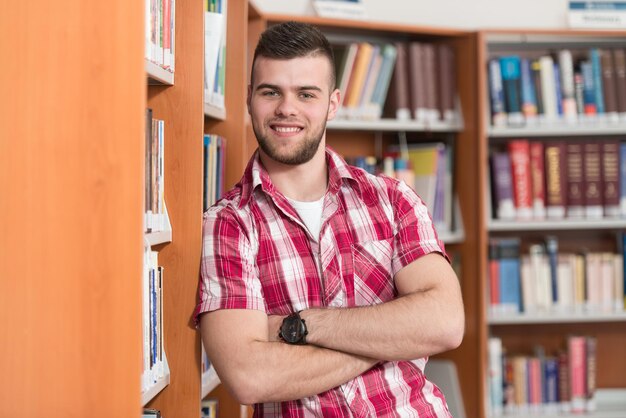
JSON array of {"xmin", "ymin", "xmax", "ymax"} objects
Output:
[{"xmin": 200, "ymin": 252, "xmax": 464, "ymax": 405}]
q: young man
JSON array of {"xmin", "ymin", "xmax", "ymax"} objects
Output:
[{"xmin": 195, "ymin": 21, "xmax": 464, "ymax": 417}]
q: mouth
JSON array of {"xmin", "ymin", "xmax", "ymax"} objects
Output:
[{"xmin": 270, "ymin": 123, "xmax": 304, "ymax": 136}]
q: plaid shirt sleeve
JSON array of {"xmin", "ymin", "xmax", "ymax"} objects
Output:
[
  {"xmin": 194, "ymin": 207, "xmax": 265, "ymax": 326},
  {"xmin": 389, "ymin": 179, "xmax": 448, "ymax": 276}
]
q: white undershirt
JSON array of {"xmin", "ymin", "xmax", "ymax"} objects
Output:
[{"xmin": 287, "ymin": 195, "xmax": 325, "ymax": 240}]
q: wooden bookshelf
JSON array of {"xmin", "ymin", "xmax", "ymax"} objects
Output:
[
  {"xmin": 144, "ymin": 0, "xmax": 204, "ymax": 417},
  {"xmin": 478, "ymin": 29, "xmax": 626, "ymax": 418},
  {"xmin": 1, "ymin": 1, "xmax": 145, "ymax": 417}
]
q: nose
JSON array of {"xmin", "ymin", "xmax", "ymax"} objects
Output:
[{"xmin": 275, "ymin": 94, "xmax": 298, "ymax": 117}]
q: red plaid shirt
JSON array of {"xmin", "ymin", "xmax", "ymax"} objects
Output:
[{"xmin": 195, "ymin": 148, "xmax": 452, "ymax": 418}]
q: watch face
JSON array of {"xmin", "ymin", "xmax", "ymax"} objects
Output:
[
  {"xmin": 283, "ymin": 316, "xmax": 301, "ymax": 343},
  {"xmin": 281, "ymin": 314, "xmax": 305, "ymax": 344}
]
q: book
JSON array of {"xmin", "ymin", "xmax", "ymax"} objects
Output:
[
  {"xmin": 488, "ymin": 337, "xmax": 504, "ymax": 416},
  {"xmin": 601, "ymin": 140, "xmax": 621, "ymax": 217},
  {"xmin": 568, "ymin": 336, "xmax": 587, "ymax": 413},
  {"xmin": 437, "ymin": 44, "xmax": 457, "ymax": 123},
  {"xmin": 499, "ymin": 237, "xmax": 522, "ymax": 313},
  {"xmin": 559, "ymin": 49, "xmax": 578, "ymax": 122},
  {"xmin": 491, "ymin": 151, "xmax": 516, "ymax": 220},
  {"xmin": 530, "ymin": 142, "xmax": 546, "ymax": 219},
  {"xmin": 601, "ymin": 49, "xmax": 620, "ymax": 122},
  {"xmin": 520, "ymin": 58, "xmax": 538, "ymax": 122},
  {"xmin": 583, "ymin": 142, "xmax": 604, "ymax": 219},
  {"xmin": 613, "ymin": 49, "xmax": 626, "ymax": 118},
  {"xmin": 408, "ymin": 42, "xmax": 427, "ymax": 122},
  {"xmin": 488, "ymin": 239, "xmax": 501, "ymax": 313},
  {"xmin": 385, "ymin": 42, "xmax": 411, "ymax": 120},
  {"xmin": 488, "ymin": 58, "xmax": 507, "ymax": 127},
  {"xmin": 508, "ymin": 139, "xmax": 533, "ymax": 220},
  {"xmin": 500, "ymin": 55, "xmax": 524, "ymax": 125},
  {"xmin": 539, "ymin": 56, "xmax": 559, "ymax": 122},
  {"xmin": 370, "ymin": 43, "xmax": 397, "ymax": 119},
  {"xmin": 545, "ymin": 236, "xmax": 559, "ymax": 305},
  {"xmin": 566, "ymin": 142, "xmax": 585, "ymax": 218},
  {"xmin": 544, "ymin": 142, "xmax": 567, "ymax": 219},
  {"xmin": 590, "ymin": 48, "xmax": 606, "ymax": 115},
  {"xmin": 423, "ymin": 43, "xmax": 440, "ymax": 122}
]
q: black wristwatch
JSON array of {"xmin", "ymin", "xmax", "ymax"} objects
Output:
[{"xmin": 279, "ymin": 311, "xmax": 308, "ymax": 345}]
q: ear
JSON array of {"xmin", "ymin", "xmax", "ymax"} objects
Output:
[{"xmin": 327, "ymin": 88, "xmax": 341, "ymax": 121}]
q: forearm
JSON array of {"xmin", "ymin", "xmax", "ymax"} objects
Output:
[
  {"xmin": 302, "ymin": 254, "xmax": 464, "ymax": 361},
  {"xmin": 201, "ymin": 310, "xmax": 377, "ymax": 405},
  {"xmin": 302, "ymin": 290, "xmax": 460, "ymax": 361}
]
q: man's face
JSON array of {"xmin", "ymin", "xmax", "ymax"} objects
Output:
[{"xmin": 247, "ymin": 55, "xmax": 340, "ymax": 166}]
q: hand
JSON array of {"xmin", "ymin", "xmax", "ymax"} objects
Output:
[{"xmin": 267, "ymin": 314, "xmax": 285, "ymax": 342}]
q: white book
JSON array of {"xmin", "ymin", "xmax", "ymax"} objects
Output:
[
  {"xmin": 539, "ymin": 56, "xmax": 559, "ymax": 122},
  {"xmin": 204, "ymin": 11, "xmax": 224, "ymax": 105}
]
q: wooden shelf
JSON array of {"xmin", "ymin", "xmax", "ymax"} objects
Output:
[
  {"xmin": 487, "ymin": 388, "xmax": 626, "ymax": 418},
  {"xmin": 328, "ymin": 118, "xmax": 463, "ymax": 132},
  {"xmin": 145, "ymin": 59, "xmax": 174, "ymax": 85},
  {"xmin": 488, "ymin": 218, "xmax": 626, "ymax": 232},
  {"xmin": 489, "ymin": 122, "xmax": 626, "ymax": 137},
  {"xmin": 141, "ymin": 355, "xmax": 171, "ymax": 406},
  {"xmin": 488, "ymin": 311, "xmax": 626, "ymax": 325},
  {"xmin": 201, "ymin": 366, "xmax": 220, "ymax": 399},
  {"xmin": 145, "ymin": 230, "xmax": 172, "ymax": 246},
  {"xmin": 204, "ymin": 103, "xmax": 226, "ymax": 120}
]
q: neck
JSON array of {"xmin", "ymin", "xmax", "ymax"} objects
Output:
[{"xmin": 260, "ymin": 148, "xmax": 328, "ymax": 202}]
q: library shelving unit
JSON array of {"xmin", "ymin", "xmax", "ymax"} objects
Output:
[
  {"xmin": 477, "ymin": 30, "xmax": 626, "ymax": 418},
  {"xmin": 143, "ymin": 0, "xmax": 205, "ymax": 416}
]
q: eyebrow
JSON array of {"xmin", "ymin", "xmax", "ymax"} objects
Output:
[{"xmin": 255, "ymin": 83, "xmax": 323, "ymax": 93}]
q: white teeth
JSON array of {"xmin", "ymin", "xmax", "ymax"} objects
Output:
[{"xmin": 274, "ymin": 126, "xmax": 301, "ymax": 133}]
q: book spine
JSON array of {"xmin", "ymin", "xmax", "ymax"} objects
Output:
[
  {"xmin": 499, "ymin": 238, "xmax": 522, "ymax": 313},
  {"xmin": 508, "ymin": 139, "xmax": 533, "ymax": 220},
  {"xmin": 500, "ymin": 56, "xmax": 524, "ymax": 125},
  {"xmin": 539, "ymin": 56, "xmax": 559, "ymax": 121},
  {"xmin": 590, "ymin": 49, "xmax": 605, "ymax": 115},
  {"xmin": 520, "ymin": 58, "xmax": 538, "ymax": 121},
  {"xmin": 491, "ymin": 152, "xmax": 516, "ymax": 220},
  {"xmin": 530, "ymin": 141, "xmax": 546, "ymax": 219},
  {"xmin": 586, "ymin": 336, "xmax": 597, "ymax": 412},
  {"xmin": 408, "ymin": 42, "xmax": 427, "ymax": 122},
  {"xmin": 545, "ymin": 142, "xmax": 567, "ymax": 219},
  {"xmin": 559, "ymin": 49, "xmax": 577, "ymax": 121},
  {"xmin": 581, "ymin": 61, "xmax": 598, "ymax": 116},
  {"xmin": 583, "ymin": 142, "xmax": 604, "ymax": 219},
  {"xmin": 489, "ymin": 58, "xmax": 507, "ymax": 126},
  {"xmin": 566, "ymin": 142, "xmax": 585, "ymax": 218},
  {"xmin": 568, "ymin": 336, "xmax": 587, "ymax": 413},
  {"xmin": 489, "ymin": 239, "xmax": 501, "ymax": 313},
  {"xmin": 488, "ymin": 337, "xmax": 504, "ymax": 415},
  {"xmin": 601, "ymin": 49, "xmax": 619, "ymax": 121},
  {"xmin": 602, "ymin": 140, "xmax": 621, "ymax": 217},
  {"xmin": 613, "ymin": 49, "xmax": 626, "ymax": 116},
  {"xmin": 545, "ymin": 236, "xmax": 559, "ymax": 305}
]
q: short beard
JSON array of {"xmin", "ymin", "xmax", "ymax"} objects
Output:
[{"xmin": 253, "ymin": 120, "xmax": 326, "ymax": 165}]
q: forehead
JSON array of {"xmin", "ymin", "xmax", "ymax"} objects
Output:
[{"xmin": 252, "ymin": 55, "xmax": 333, "ymax": 89}]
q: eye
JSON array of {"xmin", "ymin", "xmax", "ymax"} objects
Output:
[
  {"xmin": 261, "ymin": 90, "xmax": 279, "ymax": 97},
  {"xmin": 299, "ymin": 92, "xmax": 315, "ymax": 99}
]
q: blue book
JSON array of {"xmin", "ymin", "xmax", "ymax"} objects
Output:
[
  {"xmin": 590, "ymin": 48, "xmax": 605, "ymax": 114},
  {"xmin": 499, "ymin": 56, "xmax": 523, "ymax": 116},
  {"xmin": 520, "ymin": 58, "xmax": 538, "ymax": 118},
  {"xmin": 544, "ymin": 358, "xmax": 559, "ymax": 404},
  {"xmin": 553, "ymin": 62, "xmax": 564, "ymax": 116},
  {"xmin": 581, "ymin": 60, "xmax": 597, "ymax": 114},
  {"xmin": 488, "ymin": 59, "xmax": 507, "ymax": 126},
  {"xmin": 620, "ymin": 143, "xmax": 626, "ymax": 218},
  {"xmin": 498, "ymin": 238, "xmax": 522, "ymax": 312}
]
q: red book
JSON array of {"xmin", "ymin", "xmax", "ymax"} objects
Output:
[
  {"xmin": 508, "ymin": 139, "xmax": 533, "ymax": 220},
  {"xmin": 488, "ymin": 239, "xmax": 500, "ymax": 311},
  {"xmin": 568, "ymin": 336, "xmax": 587, "ymax": 413}
]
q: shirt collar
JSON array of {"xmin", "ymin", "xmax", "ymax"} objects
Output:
[{"xmin": 237, "ymin": 147, "xmax": 364, "ymax": 209}]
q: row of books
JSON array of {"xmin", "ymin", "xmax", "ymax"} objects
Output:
[
  {"xmin": 145, "ymin": 0, "xmax": 176, "ymax": 72},
  {"xmin": 203, "ymin": 134, "xmax": 226, "ymax": 211},
  {"xmin": 203, "ymin": 0, "xmax": 227, "ymax": 109},
  {"xmin": 145, "ymin": 109, "xmax": 167, "ymax": 232},
  {"xmin": 142, "ymin": 247, "xmax": 166, "ymax": 393},
  {"xmin": 488, "ymin": 336, "xmax": 598, "ymax": 416},
  {"xmin": 490, "ymin": 139, "xmax": 625, "ymax": 221},
  {"xmin": 347, "ymin": 142, "xmax": 455, "ymax": 234},
  {"xmin": 488, "ymin": 48, "xmax": 626, "ymax": 128},
  {"xmin": 333, "ymin": 41, "xmax": 459, "ymax": 124},
  {"xmin": 488, "ymin": 236, "xmax": 626, "ymax": 315}
]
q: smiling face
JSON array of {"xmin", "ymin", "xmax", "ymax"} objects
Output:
[{"xmin": 248, "ymin": 54, "xmax": 340, "ymax": 166}]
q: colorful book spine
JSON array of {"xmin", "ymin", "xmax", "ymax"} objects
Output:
[
  {"xmin": 508, "ymin": 139, "xmax": 533, "ymax": 220},
  {"xmin": 491, "ymin": 152, "xmax": 516, "ymax": 220},
  {"xmin": 489, "ymin": 58, "xmax": 507, "ymax": 127}
]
